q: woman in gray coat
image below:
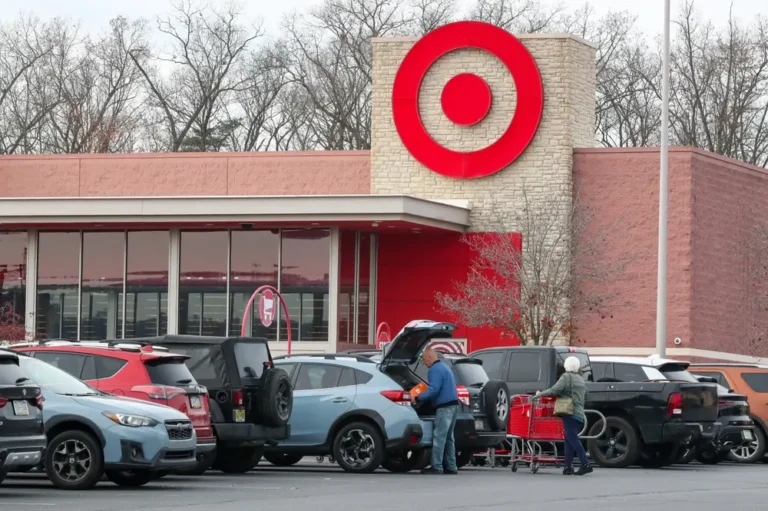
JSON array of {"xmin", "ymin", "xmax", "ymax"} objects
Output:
[{"xmin": 535, "ymin": 356, "xmax": 593, "ymax": 476}]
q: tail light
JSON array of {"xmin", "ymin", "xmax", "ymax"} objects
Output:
[
  {"xmin": 233, "ymin": 389, "xmax": 244, "ymax": 407},
  {"xmin": 0, "ymin": 397, "xmax": 7, "ymax": 408},
  {"xmin": 381, "ymin": 390, "xmax": 411, "ymax": 406},
  {"xmin": 457, "ymin": 386, "xmax": 470, "ymax": 407},
  {"xmin": 35, "ymin": 394, "xmax": 44, "ymax": 410},
  {"xmin": 667, "ymin": 392, "xmax": 683, "ymax": 416},
  {"xmin": 131, "ymin": 385, "xmax": 185, "ymax": 402},
  {"xmin": 718, "ymin": 400, "xmax": 729, "ymax": 407}
]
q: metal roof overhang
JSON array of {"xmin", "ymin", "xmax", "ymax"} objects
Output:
[{"xmin": 0, "ymin": 195, "xmax": 471, "ymax": 232}]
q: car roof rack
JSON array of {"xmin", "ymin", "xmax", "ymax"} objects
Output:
[{"xmin": 273, "ymin": 353, "xmax": 376, "ymax": 363}]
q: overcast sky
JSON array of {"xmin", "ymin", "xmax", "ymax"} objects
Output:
[{"xmin": 3, "ymin": 0, "xmax": 766, "ymax": 41}]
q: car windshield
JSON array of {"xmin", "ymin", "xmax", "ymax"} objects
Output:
[{"xmin": 18, "ymin": 357, "xmax": 100, "ymax": 396}]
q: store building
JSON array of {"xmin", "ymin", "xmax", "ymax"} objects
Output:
[{"xmin": 1, "ymin": 22, "xmax": 767, "ymax": 360}]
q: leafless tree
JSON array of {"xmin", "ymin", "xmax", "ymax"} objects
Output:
[
  {"xmin": 436, "ymin": 188, "xmax": 632, "ymax": 346},
  {"xmin": 0, "ymin": 15, "xmax": 59, "ymax": 154},
  {"xmin": 128, "ymin": 0, "xmax": 262, "ymax": 152},
  {"xmin": 469, "ymin": 0, "xmax": 566, "ymax": 33},
  {"xmin": 37, "ymin": 17, "xmax": 147, "ymax": 153},
  {"xmin": 409, "ymin": 0, "xmax": 458, "ymax": 34},
  {"xmin": 666, "ymin": 1, "xmax": 768, "ymax": 167}
]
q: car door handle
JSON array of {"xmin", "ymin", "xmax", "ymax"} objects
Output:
[{"xmin": 331, "ymin": 397, "xmax": 349, "ymax": 404}]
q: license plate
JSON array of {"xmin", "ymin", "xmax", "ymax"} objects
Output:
[
  {"xmin": 234, "ymin": 409, "xmax": 245, "ymax": 423},
  {"xmin": 13, "ymin": 400, "xmax": 29, "ymax": 416},
  {"xmin": 190, "ymin": 395, "xmax": 202, "ymax": 409},
  {"xmin": 743, "ymin": 430, "xmax": 753, "ymax": 441},
  {"xmin": 474, "ymin": 419, "xmax": 484, "ymax": 430}
]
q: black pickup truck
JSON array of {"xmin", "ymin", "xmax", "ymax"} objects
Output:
[{"xmin": 470, "ymin": 346, "xmax": 720, "ymax": 468}]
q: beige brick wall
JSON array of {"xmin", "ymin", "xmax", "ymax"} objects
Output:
[{"xmin": 371, "ymin": 33, "xmax": 596, "ymax": 233}]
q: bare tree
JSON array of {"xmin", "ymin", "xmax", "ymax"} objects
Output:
[
  {"xmin": 668, "ymin": 1, "xmax": 768, "ymax": 167},
  {"xmin": 409, "ymin": 0, "xmax": 458, "ymax": 34},
  {"xmin": 469, "ymin": 0, "xmax": 566, "ymax": 33},
  {"xmin": 128, "ymin": 0, "xmax": 262, "ymax": 152},
  {"xmin": 0, "ymin": 15, "xmax": 59, "ymax": 154},
  {"xmin": 436, "ymin": 188, "xmax": 631, "ymax": 346},
  {"xmin": 38, "ymin": 17, "xmax": 147, "ymax": 153}
]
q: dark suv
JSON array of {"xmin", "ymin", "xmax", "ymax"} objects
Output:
[
  {"xmin": 131, "ymin": 335, "xmax": 293, "ymax": 473},
  {"xmin": 0, "ymin": 350, "xmax": 47, "ymax": 484}
]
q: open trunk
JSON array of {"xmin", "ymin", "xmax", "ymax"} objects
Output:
[{"xmin": 381, "ymin": 365, "xmax": 437, "ymax": 418}]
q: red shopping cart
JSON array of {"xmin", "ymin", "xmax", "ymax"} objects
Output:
[{"xmin": 507, "ymin": 395, "xmax": 564, "ymax": 473}]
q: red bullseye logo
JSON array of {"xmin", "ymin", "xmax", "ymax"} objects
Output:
[{"xmin": 392, "ymin": 21, "xmax": 544, "ymax": 179}]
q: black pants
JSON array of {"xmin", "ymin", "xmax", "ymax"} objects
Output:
[{"xmin": 562, "ymin": 415, "xmax": 589, "ymax": 467}]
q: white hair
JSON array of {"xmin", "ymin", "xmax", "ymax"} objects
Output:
[{"xmin": 564, "ymin": 356, "xmax": 581, "ymax": 373}]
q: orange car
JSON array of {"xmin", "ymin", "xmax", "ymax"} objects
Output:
[{"xmin": 690, "ymin": 363, "xmax": 768, "ymax": 463}]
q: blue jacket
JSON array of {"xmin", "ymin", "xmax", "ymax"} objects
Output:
[{"xmin": 416, "ymin": 360, "xmax": 458, "ymax": 407}]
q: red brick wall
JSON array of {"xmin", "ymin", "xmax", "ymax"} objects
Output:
[
  {"xmin": 572, "ymin": 148, "xmax": 695, "ymax": 349},
  {"xmin": 689, "ymin": 152, "xmax": 768, "ymax": 356}
]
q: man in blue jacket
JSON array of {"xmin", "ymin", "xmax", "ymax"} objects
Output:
[{"xmin": 411, "ymin": 347, "xmax": 459, "ymax": 474}]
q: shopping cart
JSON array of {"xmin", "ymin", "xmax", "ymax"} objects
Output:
[{"xmin": 507, "ymin": 394, "xmax": 606, "ymax": 474}]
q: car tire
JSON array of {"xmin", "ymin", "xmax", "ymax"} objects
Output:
[
  {"xmin": 638, "ymin": 444, "xmax": 679, "ymax": 468},
  {"xmin": 332, "ymin": 422, "xmax": 385, "ymax": 474},
  {"xmin": 587, "ymin": 416, "xmax": 641, "ymax": 468},
  {"xmin": 696, "ymin": 448, "xmax": 727, "ymax": 465},
  {"xmin": 381, "ymin": 449, "xmax": 429, "ymax": 473},
  {"xmin": 258, "ymin": 368, "xmax": 293, "ymax": 427},
  {"xmin": 482, "ymin": 380, "xmax": 510, "ymax": 432},
  {"xmin": 456, "ymin": 450, "xmax": 473, "ymax": 469},
  {"xmin": 215, "ymin": 447, "xmax": 263, "ymax": 474},
  {"xmin": 729, "ymin": 426, "xmax": 767, "ymax": 464},
  {"xmin": 676, "ymin": 444, "xmax": 698, "ymax": 464},
  {"xmin": 105, "ymin": 469, "xmax": 154, "ymax": 487},
  {"xmin": 45, "ymin": 430, "xmax": 104, "ymax": 491},
  {"xmin": 263, "ymin": 452, "xmax": 304, "ymax": 467}
]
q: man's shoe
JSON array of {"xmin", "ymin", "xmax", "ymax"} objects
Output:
[
  {"xmin": 575, "ymin": 465, "xmax": 593, "ymax": 476},
  {"xmin": 562, "ymin": 466, "xmax": 574, "ymax": 475},
  {"xmin": 444, "ymin": 469, "xmax": 458, "ymax": 475},
  {"xmin": 420, "ymin": 467, "xmax": 444, "ymax": 475}
]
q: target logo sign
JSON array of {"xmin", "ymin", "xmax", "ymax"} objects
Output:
[{"xmin": 392, "ymin": 21, "xmax": 544, "ymax": 179}]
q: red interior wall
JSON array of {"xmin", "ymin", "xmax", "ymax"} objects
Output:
[{"xmin": 375, "ymin": 231, "xmax": 521, "ymax": 352}]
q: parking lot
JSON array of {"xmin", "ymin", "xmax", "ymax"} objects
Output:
[{"xmin": 2, "ymin": 461, "xmax": 766, "ymax": 511}]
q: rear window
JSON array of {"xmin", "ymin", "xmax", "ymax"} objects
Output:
[
  {"xmin": 169, "ymin": 346, "xmax": 221, "ymax": 384},
  {"xmin": 660, "ymin": 368, "xmax": 699, "ymax": 383},
  {"xmin": 557, "ymin": 352, "xmax": 593, "ymax": 382},
  {"xmin": 234, "ymin": 342, "xmax": 271, "ymax": 379},
  {"xmin": 509, "ymin": 352, "xmax": 543, "ymax": 382},
  {"xmin": 451, "ymin": 361, "xmax": 489, "ymax": 387},
  {"xmin": 145, "ymin": 358, "xmax": 197, "ymax": 386},
  {"xmin": 0, "ymin": 358, "xmax": 27, "ymax": 384},
  {"xmin": 741, "ymin": 373, "xmax": 768, "ymax": 393}
]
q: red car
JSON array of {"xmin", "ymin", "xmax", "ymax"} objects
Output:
[{"xmin": 12, "ymin": 341, "xmax": 217, "ymax": 474}]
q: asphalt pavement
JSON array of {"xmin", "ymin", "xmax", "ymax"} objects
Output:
[{"xmin": 1, "ymin": 460, "xmax": 766, "ymax": 511}]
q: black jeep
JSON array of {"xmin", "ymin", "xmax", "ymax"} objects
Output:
[
  {"xmin": 132, "ymin": 335, "xmax": 293, "ymax": 473},
  {"xmin": 0, "ymin": 350, "xmax": 47, "ymax": 484}
]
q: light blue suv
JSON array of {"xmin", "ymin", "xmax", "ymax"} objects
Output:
[
  {"xmin": 265, "ymin": 355, "xmax": 429, "ymax": 473},
  {"xmin": 15, "ymin": 353, "xmax": 197, "ymax": 490}
]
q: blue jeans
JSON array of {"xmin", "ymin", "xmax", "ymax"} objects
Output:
[
  {"xmin": 562, "ymin": 416, "xmax": 589, "ymax": 468},
  {"xmin": 432, "ymin": 405, "xmax": 458, "ymax": 472}
]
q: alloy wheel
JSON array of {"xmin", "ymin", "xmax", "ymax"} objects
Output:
[
  {"xmin": 338, "ymin": 429, "xmax": 375, "ymax": 469},
  {"xmin": 276, "ymin": 381, "xmax": 291, "ymax": 421},
  {"xmin": 52, "ymin": 439, "xmax": 92, "ymax": 483},
  {"xmin": 595, "ymin": 425, "xmax": 629, "ymax": 461},
  {"xmin": 731, "ymin": 439, "xmax": 760, "ymax": 461},
  {"xmin": 496, "ymin": 389, "xmax": 509, "ymax": 422}
]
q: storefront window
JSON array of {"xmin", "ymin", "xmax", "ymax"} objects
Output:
[
  {"xmin": 37, "ymin": 232, "xmax": 80, "ymax": 339},
  {"xmin": 229, "ymin": 230, "xmax": 279, "ymax": 340},
  {"xmin": 0, "ymin": 232, "xmax": 27, "ymax": 340},
  {"xmin": 337, "ymin": 230, "xmax": 356, "ymax": 344},
  {"xmin": 280, "ymin": 229, "xmax": 330, "ymax": 342},
  {"xmin": 179, "ymin": 231, "xmax": 227, "ymax": 336},
  {"xmin": 80, "ymin": 232, "xmax": 124, "ymax": 340},
  {"xmin": 122, "ymin": 231, "xmax": 169, "ymax": 338}
]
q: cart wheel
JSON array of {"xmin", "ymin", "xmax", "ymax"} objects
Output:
[
  {"xmin": 316, "ymin": 456, "xmax": 324, "ymax": 463},
  {"xmin": 531, "ymin": 462, "xmax": 540, "ymax": 474},
  {"xmin": 511, "ymin": 462, "xmax": 518, "ymax": 473}
]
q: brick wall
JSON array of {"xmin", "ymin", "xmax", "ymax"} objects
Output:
[
  {"xmin": 371, "ymin": 34, "xmax": 597, "ymax": 233},
  {"xmin": 690, "ymin": 152, "xmax": 768, "ymax": 357}
]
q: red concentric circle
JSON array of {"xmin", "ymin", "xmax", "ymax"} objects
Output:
[
  {"xmin": 441, "ymin": 73, "xmax": 492, "ymax": 126},
  {"xmin": 392, "ymin": 21, "xmax": 544, "ymax": 179}
]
